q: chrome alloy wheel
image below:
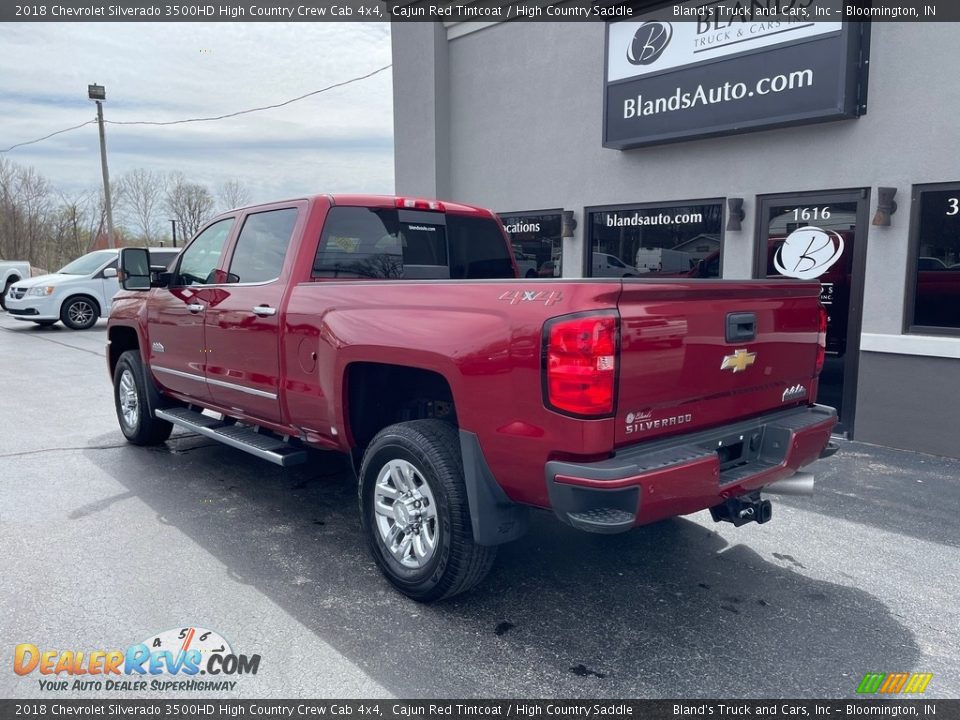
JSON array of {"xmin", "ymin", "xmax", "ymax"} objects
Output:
[
  {"xmin": 373, "ymin": 459, "xmax": 439, "ymax": 569},
  {"xmin": 68, "ymin": 300, "xmax": 95, "ymax": 326},
  {"xmin": 118, "ymin": 369, "xmax": 139, "ymax": 430}
]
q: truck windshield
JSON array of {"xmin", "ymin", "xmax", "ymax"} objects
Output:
[
  {"xmin": 314, "ymin": 208, "xmax": 514, "ymax": 280},
  {"xmin": 57, "ymin": 251, "xmax": 116, "ymax": 275}
]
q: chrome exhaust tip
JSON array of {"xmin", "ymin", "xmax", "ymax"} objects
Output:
[{"xmin": 763, "ymin": 471, "xmax": 815, "ymax": 497}]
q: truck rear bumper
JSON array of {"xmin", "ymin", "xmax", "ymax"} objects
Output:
[{"xmin": 544, "ymin": 404, "xmax": 837, "ymax": 533}]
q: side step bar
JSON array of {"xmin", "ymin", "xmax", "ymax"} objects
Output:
[{"xmin": 156, "ymin": 407, "xmax": 307, "ymax": 467}]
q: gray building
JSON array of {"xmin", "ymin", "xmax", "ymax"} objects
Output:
[{"xmin": 391, "ymin": 15, "xmax": 960, "ymax": 458}]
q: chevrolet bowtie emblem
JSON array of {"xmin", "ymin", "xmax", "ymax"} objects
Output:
[{"xmin": 721, "ymin": 348, "xmax": 757, "ymax": 373}]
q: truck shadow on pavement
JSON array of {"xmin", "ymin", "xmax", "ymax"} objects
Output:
[{"xmin": 86, "ymin": 431, "xmax": 919, "ymax": 699}]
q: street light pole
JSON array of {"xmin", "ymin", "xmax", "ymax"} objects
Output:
[{"xmin": 88, "ymin": 84, "xmax": 115, "ymax": 249}]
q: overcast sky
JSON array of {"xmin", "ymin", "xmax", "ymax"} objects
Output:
[{"xmin": 0, "ymin": 22, "xmax": 394, "ymax": 205}]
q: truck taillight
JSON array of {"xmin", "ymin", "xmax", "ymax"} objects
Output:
[
  {"xmin": 395, "ymin": 197, "xmax": 445, "ymax": 212},
  {"xmin": 815, "ymin": 304, "xmax": 828, "ymax": 375},
  {"xmin": 543, "ymin": 313, "xmax": 618, "ymax": 418}
]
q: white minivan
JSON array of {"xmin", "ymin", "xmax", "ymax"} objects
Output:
[{"xmin": 4, "ymin": 248, "xmax": 179, "ymax": 330}]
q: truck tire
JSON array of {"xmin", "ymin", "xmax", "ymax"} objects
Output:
[
  {"xmin": 359, "ymin": 419, "xmax": 496, "ymax": 602},
  {"xmin": 60, "ymin": 296, "xmax": 99, "ymax": 330},
  {"xmin": 113, "ymin": 350, "xmax": 173, "ymax": 445},
  {"xmin": 1, "ymin": 278, "xmax": 17, "ymax": 310}
]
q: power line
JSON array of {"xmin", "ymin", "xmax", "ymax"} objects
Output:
[
  {"xmin": 0, "ymin": 63, "xmax": 392, "ymax": 153},
  {"xmin": 1, "ymin": 120, "xmax": 96, "ymax": 154},
  {"xmin": 107, "ymin": 63, "xmax": 391, "ymax": 127}
]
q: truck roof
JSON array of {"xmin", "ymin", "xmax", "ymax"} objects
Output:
[{"xmin": 226, "ymin": 194, "xmax": 496, "ymax": 218}]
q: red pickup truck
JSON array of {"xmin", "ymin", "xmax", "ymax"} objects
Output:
[{"xmin": 108, "ymin": 194, "xmax": 837, "ymax": 601}]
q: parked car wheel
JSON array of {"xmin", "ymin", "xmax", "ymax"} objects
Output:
[
  {"xmin": 1, "ymin": 280, "xmax": 15, "ymax": 310},
  {"xmin": 359, "ymin": 419, "xmax": 496, "ymax": 602},
  {"xmin": 60, "ymin": 296, "xmax": 99, "ymax": 330},
  {"xmin": 113, "ymin": 350, "xmax": 173, "ymax": 445}
]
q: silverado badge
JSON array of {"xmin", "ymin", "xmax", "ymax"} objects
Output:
[{"xmin": 721, "ymin": 348, "xmax": 756, "ymax": 373}]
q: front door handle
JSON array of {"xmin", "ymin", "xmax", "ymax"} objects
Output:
[
  {"xmin": 251, "ymin": 305, "xmax": 277, "ymax": 317},
  {"xmin": 186, "ymin": 303, "xmax": 204, "ymax": 314}
]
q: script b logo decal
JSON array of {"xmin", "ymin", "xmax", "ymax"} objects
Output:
[
  {"xmin": 627, "ymin": 22, "xmax": 672, "ymax": 66},
  {"xmin": 774, "ymin": 227, "xmax": 845, "ymax": 280}
]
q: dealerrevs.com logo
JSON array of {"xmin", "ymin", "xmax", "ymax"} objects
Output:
[
  {"xmin": 627, "ymin": 22, "xmax": 672, "ymax": 66},
  {"xmin": 13, "ymin": 626, "xmax": 260, "ymax": 692}
]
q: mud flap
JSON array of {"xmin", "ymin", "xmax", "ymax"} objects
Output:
[{"xmin": 459, "ymin": 430, "xmax": 529, "ymax": 546}]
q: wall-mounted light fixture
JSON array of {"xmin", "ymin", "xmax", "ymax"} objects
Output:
[
  {"xmin": 726, "ymin": 197, "xmax": 745, "ymax": 232},
  {"xmin": 561, "ymin": 210, "xmax": 577, "ymax": 238},
  {"xmin": 872, "ymin": 187, "xmax": 898, "ymax": 226}
]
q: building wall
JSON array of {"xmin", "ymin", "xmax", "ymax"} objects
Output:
[{"xmin": 392, "ymin": 21, "xmax": 960, "ymax": 457}]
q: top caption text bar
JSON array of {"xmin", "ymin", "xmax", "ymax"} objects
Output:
[{"xmin": 3, "ymin": 0, "xmax": 958, "ymax": 22}]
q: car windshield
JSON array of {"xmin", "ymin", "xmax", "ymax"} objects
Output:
[{"xmin": 57, "ymin": 251, "xmax": 115, "ymax": 275}]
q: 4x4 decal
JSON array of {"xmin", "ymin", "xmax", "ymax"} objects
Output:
[{"xmin": 497, "ymin": 290, "xmax": 563, "ymax": 307}]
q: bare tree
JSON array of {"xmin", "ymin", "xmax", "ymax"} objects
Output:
[
  {"xmin": 62, "ymin": 189, "xmax": 106, "ymax": 263},
  {"xmin": 165, "ymin": 172, "xmax": 214, "ymax": 241},
  {"xmin": 217, "ymin": 178, "xmax": 251, "ymax": 212},
  {"xmin": 0, "ymin": 159, "xmax": 53, "ymax": 266},
  {"xmin": 0, "ymin": 158, "xmax": 130, "ymax": 270},
  {"xmin": 120, "ymin": 168, "xmax": 165, "ymax": 244}
]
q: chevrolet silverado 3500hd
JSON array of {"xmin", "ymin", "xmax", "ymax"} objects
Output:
[{"xmin": 107, "ymin": 194, "xmax": 837, "ymax": 601}]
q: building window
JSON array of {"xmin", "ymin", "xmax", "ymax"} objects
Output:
[
  {"xmin": 498, "ymin": 211, "xmax": 562, "ymax": 278},
  {"xmin": 586, "ymin": 200, "xmax": 724, "ymax": 279},
  {"xmin": 906, "ymin": 184, "xmax": 960, "ymax": 334}
]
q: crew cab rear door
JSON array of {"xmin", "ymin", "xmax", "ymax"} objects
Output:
[
  {"xmin": 614, "ymin": 280, "xmax": 823, "ymax": 447},
  {"xmin": 202, "ymin": 203, "xmax": 302, "ymax": 424}
]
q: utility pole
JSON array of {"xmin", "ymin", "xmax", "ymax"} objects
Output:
[
  {"xmin": 88, "ymin": 84, "xmax": 115, "ymax": 249},
  {"xmin": 170, "ymin": 219, "xmax": 177, "ymax": 247}
]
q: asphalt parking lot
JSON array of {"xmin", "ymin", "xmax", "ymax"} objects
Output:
[{"xmin": 1, "ymin": 312, "xmax": 959, "ymax": 700}]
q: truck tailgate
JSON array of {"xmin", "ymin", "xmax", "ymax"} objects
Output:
[{"xmin": 615, "ymin": 280, "xmax": 823, "ymax": 447}]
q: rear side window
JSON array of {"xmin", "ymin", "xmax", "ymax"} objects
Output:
[
  {"xmin": 447, "ymin": 215, "xmax": 515, "ymax": 279},
  {"xmin": 313, "ymin": 207, "xmax": 513, "ymax": 280},
  {"xmin": 228, "ymin": 208, "xmax": 298, "ymax": 284}
]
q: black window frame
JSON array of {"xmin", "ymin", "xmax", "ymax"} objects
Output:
[
  {"xmin": 904, "ymin": 181, "xmax": 960, "ymax": 337},
  {"xmin": 583, "ymin": 197, "xmax": 726, "ymax": 279}
]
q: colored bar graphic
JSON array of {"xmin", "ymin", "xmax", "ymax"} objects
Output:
[
  {"xmin": 857, "ymin": 673, "xmax": 933, "ymax": 694},
  {"xmin": 903, "ymin": 673, "xmax": 934, "ymax": 693},
  {"xmin": 857, "ymin": 674, "xmax": 885, "ymax": 694},
  {"xmin": 880, "ymin": 673, "xmax": 909, "ymax": 693}
]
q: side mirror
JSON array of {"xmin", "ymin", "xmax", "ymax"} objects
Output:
[
  {"xmin": 102, "ymin": 267, "xmax": 118, "ymax": 278},
  {"xmin": 119, "ymin": 248, "xmax": 151, "ymax": 290}
]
